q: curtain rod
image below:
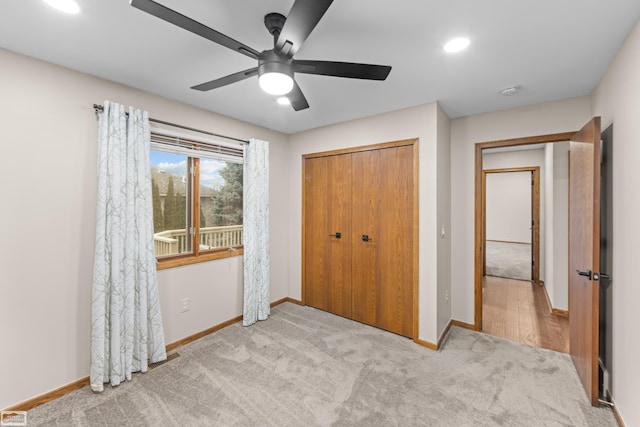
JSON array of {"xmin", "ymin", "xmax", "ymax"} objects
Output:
[{"xmin": 93, "ymin": 104, "xmax": 249, "ymax": 144}]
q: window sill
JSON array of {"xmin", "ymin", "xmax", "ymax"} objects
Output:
[{"xmin": 156, "ymin": 248, "xmax": 244, "ymax": 270}]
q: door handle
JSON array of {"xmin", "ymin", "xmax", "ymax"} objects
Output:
[
  {"xmin": 329, "ymin": 232, "xmax": 341, "ymax": 239},
  {"xmin": 361, "ymin": 234, "xmax": 372, "ymax": 242},
  {"xmin": 576, "ymin": 269, "xmax": 592, "ymax": 280}
]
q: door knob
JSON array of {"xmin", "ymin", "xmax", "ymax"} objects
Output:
[
  {"xmin": 361, "ymin": 234, "xmax": 372, "ymax": 242},
  {"xmin": 576, "ymin": 269, "xmax": 592, "ymax": 280},
  {"xmin": 329, "ymin": 232, "xmax": 341, "ymax": 239}
]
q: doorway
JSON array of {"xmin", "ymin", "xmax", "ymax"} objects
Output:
[
  {"xmin": 598, "ymin": 124, "xmax": 613, "ymax": 401},
  {"xmin": 474, "ymin": 133, "xmax": 575, "ymax": 354},
  {"xmin": 483, "ymin": 167, "xmax": 540, "ymax": 283},
  {"xmin": 481, "ymin": 159, "xmax": 568, "ymax": 352},
  {"xmin": 473, "ymin": 119, "xmax": 607, "ymax": 406}
]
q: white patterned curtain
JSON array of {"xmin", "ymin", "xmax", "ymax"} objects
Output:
[
  {"xmin": 91, "ymin": 101, "xmax": 166, "ymax": 392},
  {"xmin": 243, "ymin": 139, "xmax": 270, "ymax": 326}
]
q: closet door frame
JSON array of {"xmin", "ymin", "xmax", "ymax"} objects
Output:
[{"xmin": 301, "ymin": 138, "xmax": 419, "ymax": 340}]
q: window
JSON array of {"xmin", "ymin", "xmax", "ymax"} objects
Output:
[{"xmin": 150, "ymin": 129, "xmax": 244, "ymax": 268}]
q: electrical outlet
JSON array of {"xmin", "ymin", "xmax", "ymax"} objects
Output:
[
  {"xmin": 180, "ymin": 297, "xmax": 190, "ymax": 313},
  {"xmin": 445, "ymin": 290, "xmax": 449, "ymax": 303}
]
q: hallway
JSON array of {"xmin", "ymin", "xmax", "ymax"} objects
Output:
[{"xmin": 482, "ymin": 276, "xmax": 569, "ymax": 353}]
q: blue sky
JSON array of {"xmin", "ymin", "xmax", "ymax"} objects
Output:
[{"xmin": 150, "ymin": 151, "xmax": 227, "ymax": 188}]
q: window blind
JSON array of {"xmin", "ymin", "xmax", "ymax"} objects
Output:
[{"xmin": 150, "ymin": 127, "xmax": 244, "ymax": 164}]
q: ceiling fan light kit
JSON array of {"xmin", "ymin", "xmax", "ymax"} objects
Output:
[
  {"xmin": 258, "ymin": 52, "xmax": 294, "ymax": 95},
  {"xmin": 259, "ymin": 72, "xmax": 294, "ymax": 95},
  {"xmin": 130, "ymin": 0, "xmax": 392, "ymax": 111}
]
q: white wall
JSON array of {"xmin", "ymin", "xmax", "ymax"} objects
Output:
[
  {"xmin": 0, "ymin": 48, "xmax": 290, "ymax": 410},
  {"xmin": 591, "ymin": 18, "xmax": 640, "ymax": 427},
  {"xmin": 288, "ymin": 102, "xmax": 447, "ymax": 344},
  {"xmin": 552, "ymin": 142, "xmax": 570, "ymax": 311},
  {"xmin": 485, "ymin": 171, "xmax": 532, "ymax": 243},
  {"xmin": 436, "ymin": 104, "xmax": 452, "ymax": 338},
  {"xmin": 544, "ymin": 144, "xmax": 555, "ymax": 307},
  {"xmin": 450, "ymin": 96, "xmax": 592, "ymax": 324}
]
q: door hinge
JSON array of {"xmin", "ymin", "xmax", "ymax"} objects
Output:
[
  {"xmin": 190, "ymin": 226, "xmax": 196, "ymax": 236},
  {"xmin": 532, "ymin": 259, "xmax": 535, "ymax": 266}
]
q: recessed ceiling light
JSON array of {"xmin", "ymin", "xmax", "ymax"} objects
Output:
[
  {"xmin": 277, "ymin": 97, "xmax": 291, "ymax": 106},
  {"xmin": 444, "ymin": 37, "xmax": 470, "ymax": 53},
  {"xmin": 499, "ymin": 86, "xmax": 522, "ymax": 96},
  {"xmin": 44, "ymin": 0, "xmax": 80, "ymax": 14}
]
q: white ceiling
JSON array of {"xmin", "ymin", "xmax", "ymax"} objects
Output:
[{"xmin": 2, "ymin": 1, "xmax": 639, "ymax": 134}]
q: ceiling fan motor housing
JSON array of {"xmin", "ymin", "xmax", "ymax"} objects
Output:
[{"xmin": 258, "ymin": 50, "xmax": 293, "ymax": 80}]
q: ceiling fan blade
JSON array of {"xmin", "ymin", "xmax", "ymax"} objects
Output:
[
  {"xmin": 288, "ymin": 81, "xmax": 310, "ymax": 111},
  {"xmin": 275, "ymin": 0, "xmax": 334, "ymax": 57},
  {"xmin": 191, "ymin": 68, "xmax": 259, "ymax": 91},
  {"xmin": 130, "ymin": 0, "xmax": 260, "ymax": 60},
  {"xmin": 294, "ymin": 60, "xmax": 391, "ymax": 80}
]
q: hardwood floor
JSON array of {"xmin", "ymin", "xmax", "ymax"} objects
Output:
[{"xmin": 482, "ymin": 275, "xmax": 569, "ymax": 353}]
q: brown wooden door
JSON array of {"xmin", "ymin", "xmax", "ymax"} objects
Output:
[
  {"xmin": 351, "ymin": 146, "xmax": 414, "ymax": 337},
  {"xmin": 568, "ymin": 117, "xmax": 601, "ymax": 406},
  {"xmin": 303, "ymin": 154, "xmax": 353, "ymax": 318}
]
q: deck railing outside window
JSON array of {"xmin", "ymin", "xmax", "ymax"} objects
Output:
[{"xmin": 153, "ymin": 225, "xmax": 243, "ymax": 257}]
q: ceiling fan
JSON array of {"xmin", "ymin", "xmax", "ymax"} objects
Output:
[{"xmin": 130, "ymin": 0, "xmax": 392, "ymax": 111}]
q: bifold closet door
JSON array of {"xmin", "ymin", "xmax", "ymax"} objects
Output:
[
  {"xmin": 351, "ymin": 146, "xmax": 414, "ymax": 337},
  {"xmin": 304, "ymin": 154, "xmax": 353, "ymax": 318}
]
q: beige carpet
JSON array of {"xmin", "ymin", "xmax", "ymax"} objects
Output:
[
  {"xmin": 486, "ymin": 240, "xmax": 532, "ymax": 281},
  {"xmin": 27, "ymin": 303, "xmax": 615, "ymax": 426}
]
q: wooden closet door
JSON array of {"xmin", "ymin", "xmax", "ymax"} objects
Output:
[
  {"xmin": 351, "ymin": 146, "xmax": 414, "ymax": 337},
  {"xmin": 303, "ymin": 154, "xmax": 353, "ymax": 318}
]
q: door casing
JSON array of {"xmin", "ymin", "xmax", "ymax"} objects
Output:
[{"xmin": 473, "ymin": 132, "xmax": 575, "ymax": 330}]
